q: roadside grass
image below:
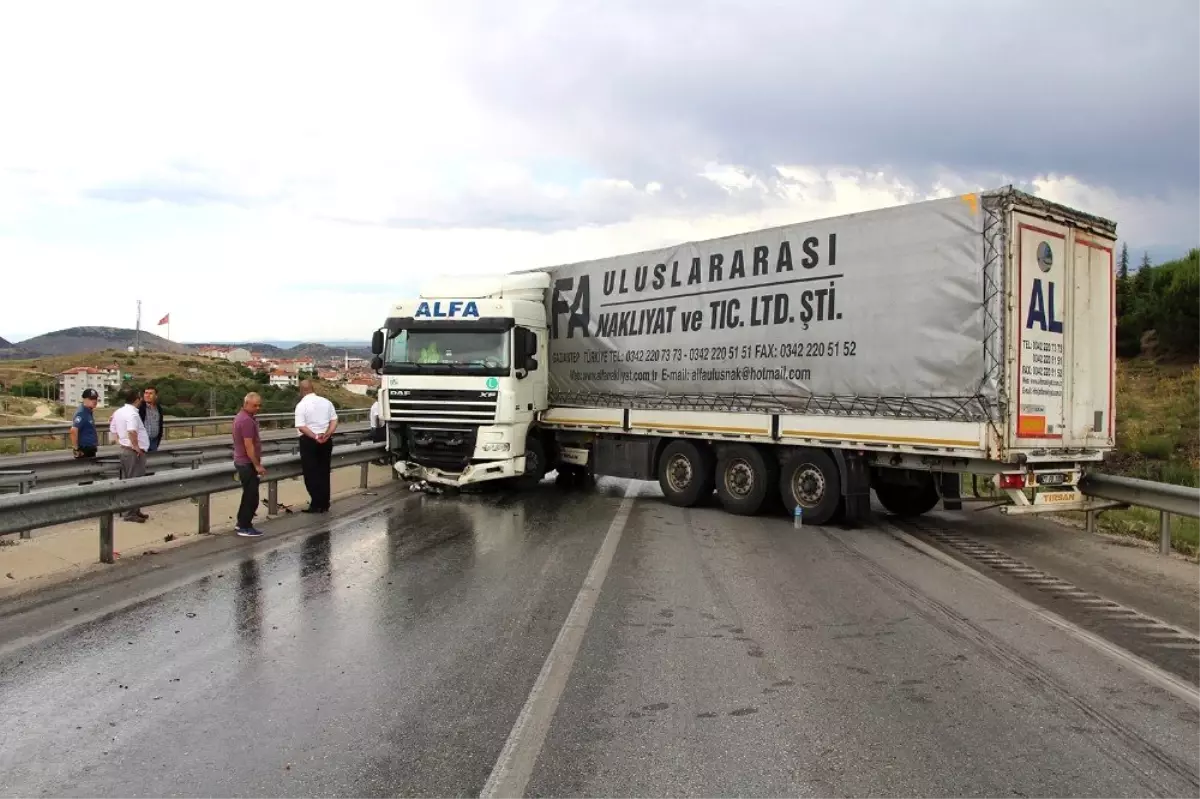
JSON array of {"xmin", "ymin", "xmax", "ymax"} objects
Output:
[{"xmin": 955, "ymin": 358, "xmax": 1198, "ymax": 556}]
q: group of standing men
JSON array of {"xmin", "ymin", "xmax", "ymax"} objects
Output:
[
  {"xmin": 231, "ymin": 379, "xmax": 339, "ymax": 537},
  {"xmin": 68, "ymin": 380, "xmax": 342, "ymax": 534},
  {"xmin": 70, "ymin": 386, "xmax": 165, "ymax": 523}
]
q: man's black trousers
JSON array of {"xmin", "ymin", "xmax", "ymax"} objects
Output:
[
  {"xmin": 235, "ymin": 463, "xmax": 260, "ymax": 529},
  {"xmin": 299, "ymin": 436, "xmax": 334, "ymax": 510}
]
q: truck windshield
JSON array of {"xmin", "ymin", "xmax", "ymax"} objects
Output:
[{"xmin": 384, "ymin": 329, "xmax": 510, "ymax": 375}]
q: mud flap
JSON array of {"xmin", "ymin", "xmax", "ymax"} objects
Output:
[
  {"xmin": 841, "ymin": 452, "xmax": 872, "ymax": 527},
  {"xmin": 939, "ymin": 472, "xmax": 962, "ymax": 511}
]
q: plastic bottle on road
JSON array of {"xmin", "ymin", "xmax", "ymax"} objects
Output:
[{"xmin": 793, "ymin": 505, "xmax": 803, "ymax": 529}]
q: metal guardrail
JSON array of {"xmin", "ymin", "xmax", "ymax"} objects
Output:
[
  {"xmin": 3, "ymin": 423, "xmax": 371, "ymax": 492},
  {"xmin": 1079, "ymin": 472, "xmax": 1200, "ymax": 555},
  {"xmin": 0, "ymin": 442, "xmax": 388, "ymax": 563},
  {"xmin": 0, "ymin": 470, "xmax": 37, "ymax": 539},
  {"xmin": 0, "ymin": 408, "xmax": 371, "ymax": 453}
]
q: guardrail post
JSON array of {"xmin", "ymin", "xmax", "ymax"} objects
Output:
[
  {"xmin": 1159, "ymin": 511, "xmax": 1171, "ymax": 556},
  {"xmin": 20, "ymin": 436, "xmax": 27, "ymax": 455},
  {"xmin": 1085, "ymin": 510, "xmax": 1096, "ymax": 534},
  {"xmin": 360, "ymin": 461, "xmax": 369, "ymax": 489},
  {"xmin": 268, "ymin": 480, "xmax": 278, "ymax": 515},
  {"xmin": 99, "ymin": 513, "xmax": 114, "ymax": 563},
  {"xmin": 198, "ymin": 493, "xmax": 210, "ymax": 534},
  {"xmin": 17, "ymin": 477, "xmax": 32, "ymax": 539}
]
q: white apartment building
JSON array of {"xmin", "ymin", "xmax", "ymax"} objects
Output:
[
  {"xmin": 58, "ymin": 366, "xmax": 121, "ymax": 407},
  {"xmin": 198, "ymin": 346, "xmax": 253, "ymax": 363},
  {"xmin": 343, "ymin": 378, "xmax": 375, "ymax": 396},
  {"xmin": 275, "ymin": 359, "xmax": 316, "ymax": 374},
  {"xmin": 269, "ymin": 372, "xmax": 299, "ymax": 388}
]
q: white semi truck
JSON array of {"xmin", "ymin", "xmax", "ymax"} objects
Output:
[{"xmin": 369, "ymin": 187, "xmax": 1117, "ymax": 525}]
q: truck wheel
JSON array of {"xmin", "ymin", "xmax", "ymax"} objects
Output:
[
  {"xmin": 779, "ymin": 448, "xmax": 842, "ymax": 526},
  {"xmin": 873, "ymin": 475, "xmax": 940, "ymax": 517},
  {"xmin": 516, "ymin": 438, "xmax": 546, "ymax": 490},
  {"xmin": 715, "ymin": 444, "xmax": 777, "ymax": 515},
  {"xmin": 657, "ymin": 440, "xmax": 714, "ymax": 507}
]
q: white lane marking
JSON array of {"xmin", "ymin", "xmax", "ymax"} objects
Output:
[
  {"xmin": 481, "ymin": 480, "xmax": 641, "ymax": 799},
  {"xmin": 885, "ymin": 524, "xmax": 1200, "ymax": 707}
]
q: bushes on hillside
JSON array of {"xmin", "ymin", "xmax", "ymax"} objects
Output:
[{"xmin": 107, "ymin": 375, "xmax": 349, "ymax": 418}]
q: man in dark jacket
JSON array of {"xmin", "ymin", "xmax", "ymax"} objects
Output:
[
  {"xmin": 137, "ymin": 386, "xmax": 164, "ymax": 452},
  {"xmin": 70, "ymin": 388, "xmax": 101, "ymax": 458}
]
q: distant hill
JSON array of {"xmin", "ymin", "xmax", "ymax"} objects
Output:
[
  {"xmin": 0, "ymin": 336, "xmax": 10, "ymax": 348},
  {"xmin": 15, "ymin": 327, "xmax": 189, "ymax": 357},
  {"xmin": 190, "ymin": 341, "xmax": 373, "ymax": 360}
]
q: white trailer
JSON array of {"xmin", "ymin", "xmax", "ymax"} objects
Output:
[{"xmin": 370, "ymin": 187, "xmax": 1117, "ymax": 525}]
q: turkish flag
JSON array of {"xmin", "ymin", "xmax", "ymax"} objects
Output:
[{"xmin": 157, "ymin": 314, "xmax": 170, "ymax": 325}]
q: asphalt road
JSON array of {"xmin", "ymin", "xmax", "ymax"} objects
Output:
[{"xmin": 0, "ymin": 479, "xmax": 1196, "ymax": 797}]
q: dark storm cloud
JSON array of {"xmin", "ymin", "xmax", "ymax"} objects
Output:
[{"xmin": 460, "ymin": 0, "xmax": 1199, "ymax": 198}]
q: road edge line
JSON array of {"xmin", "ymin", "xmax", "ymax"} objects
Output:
[
  {"xmin": 480, "ymin": 480, "xmax": 641, "ymax": 799},
  {"xmin": 883, "ymin": 523, "xmax": 1200, "ymax": 707}
]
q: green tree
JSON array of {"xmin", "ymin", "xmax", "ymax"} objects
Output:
[{"xmin": 1115, "ymin": 242, "xmax": 1131, "ymax": 335}]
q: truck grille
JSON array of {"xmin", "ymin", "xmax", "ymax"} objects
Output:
[
  {"xmin": 389, "ymin": 389, "xmax": 497, "ymax": 424},
  {"xmin": 406, "ymin": 425, "xmax": 478, "ymax": 471}
]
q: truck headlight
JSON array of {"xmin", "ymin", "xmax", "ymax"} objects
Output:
[{"xmin": 482, "ymin": 442, "xmax": 511, "ymax": 452}]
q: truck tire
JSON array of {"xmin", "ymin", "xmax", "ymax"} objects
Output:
[
  {"xmin": 516, "ymin": 438, "xmax": 546, "ymax": 490},
  {"xmin": 657, "ymin": 440, "xmax": 715, "ymax": 507},
  {"xmin": 779, "ymin": 448, "xmax": 842, "ymax": 526},
  {"xmin": 873, "ymin": 474, "xmax": 940, "ymax": 517},
  {"xmin": 715, "ymin": 444, "xmax": 777, "ymax": 515}
]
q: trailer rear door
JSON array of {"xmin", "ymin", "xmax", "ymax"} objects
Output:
[{"xmin": 1010, "ymin": 214, "xmax": 1115, "ymax": 453}]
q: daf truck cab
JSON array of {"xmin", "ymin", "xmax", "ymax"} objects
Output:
[{"xmin": 370, "ymin": 273, "xmax": 551, "ymax": 487}]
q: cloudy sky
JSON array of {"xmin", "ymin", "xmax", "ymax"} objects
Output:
[{"xmin": 1, "ymin": 0, "xmax": 1196, "ymax": 343}]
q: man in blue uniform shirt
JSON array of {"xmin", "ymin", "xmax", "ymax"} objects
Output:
[{"xmin": 70, "ymin": 388, "xmax": 100, "ymax": 458}]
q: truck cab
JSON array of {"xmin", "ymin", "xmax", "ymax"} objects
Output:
[{"xmin": 370, "ymin": 273, "xmax": 550, "ymax": 487}]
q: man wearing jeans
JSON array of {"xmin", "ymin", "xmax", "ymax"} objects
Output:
[
  {"xmin": 138, "ymin": 386, "xmax": 164, "ymax": 452},
  {"xmin": 232, "ymin": 392, "xmax": 266, "ymax": 537}
]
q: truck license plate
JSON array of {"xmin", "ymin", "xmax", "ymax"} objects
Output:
[{"xmin": 1036, "ymin": 472, "xmax": 1067, "ymax": 486}]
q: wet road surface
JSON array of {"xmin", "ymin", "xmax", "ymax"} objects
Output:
[{"xmin": 0, "ymin": 479, "xmax": 1196, "ymax": 797}]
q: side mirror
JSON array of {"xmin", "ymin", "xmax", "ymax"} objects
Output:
[
  {"xmin": 370, "ymin": 330, "xmax": 384, "ymax": 355},
  {"xmin": 371, "ymin": 356, "xmax": 383, "ymax": 371},
  {"xmin": 518, "ymin": 329, "xmax": 539, "ymax": 371}
]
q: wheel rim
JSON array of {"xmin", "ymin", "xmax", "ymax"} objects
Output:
[
  {"xmin": 665, "ymin": 453, "xmax": 693, "ymax": 493},
  {"xmin": 791, "ymin": 463, "xmax": 825, "ymax": 507},
  {"xmin": 723, "ymin": 458, "xmax": 754, "ymax": 498}
]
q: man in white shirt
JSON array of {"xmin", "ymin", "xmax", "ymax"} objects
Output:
[
  {"xmin": 111, "ymin": 388, "xmax": 150, "ymax": 523},
  {"xmin": 369, "ymin": 396, "xmax": 384, "ymax": 443},
  {"xmin": 368, "ymin": 394, "xmax": 389, "ymax": 465},
  {"xmin": 295, "ymin": 379, "xmax": 339, "ymax": 513}
]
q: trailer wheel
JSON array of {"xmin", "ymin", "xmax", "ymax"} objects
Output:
[
  {"xmin": 715, "ymin": 444, "xmax": 777, "ymax": 515},
  {"xmin": 778, "ymin": 448, "xmax": 842, "ymax": 526},
  {"xmin": 657, "ymin": 440, "xmax": 714, "ymax": 507},
  {"xmin": 873, "ymin": 474, "xmax": 940, "ymax": 517},
  {"xmin": 516, "ymin": 438, "xmax": 546, "ymax": 490}
]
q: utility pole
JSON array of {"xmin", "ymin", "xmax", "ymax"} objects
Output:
[
  {"xmin": 135, "ymin": 300, "xmax": 142, "ymax": 354},
  {"xmin": 208, "ymin": 387, "xmax": 217, "ymax": 417}
]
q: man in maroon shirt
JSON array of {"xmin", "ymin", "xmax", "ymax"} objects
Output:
[{"xmin": 232, "ymin": 392, "xmax": 266, "ymax": 537}]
